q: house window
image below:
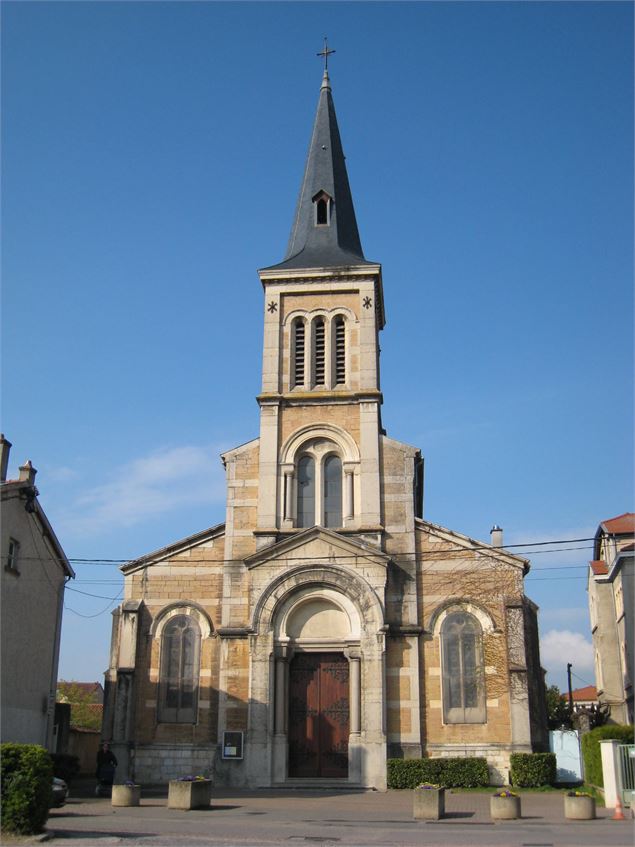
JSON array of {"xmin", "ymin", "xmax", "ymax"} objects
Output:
[
  {"xmin": 313, "ymin": 319, "xmax": 326, "ymax": 386},
  {"xmin": 334, "ymin": 317, "xmax": 346, "ymax": 385},
  {"xmin": 297, "ymin": 456, "xmax": 316, "ymax": 528},
  {"xmin": 293, "ymin": 319, "xmax": 305, "ymax": 387},
  {"xmin": 441, "ymin": 612, "xmax": 486, "ymax": 724},
  {"xmin": 6, "ymin": 538, "xmax": 20, "ymax": 573},
  {"xmin": 158, "ymin": 615, "xmax": 201, "ymax": 723}
]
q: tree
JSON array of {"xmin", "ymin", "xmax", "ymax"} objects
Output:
[
  {"xmin": 56, "ymin": 682, "xmax": 102, "ymax": 732},
  {"xmin": 545, "ymin": 684, "xmax": 573, "ymax": 729}
]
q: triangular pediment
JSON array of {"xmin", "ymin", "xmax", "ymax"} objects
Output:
[{"xmin": 244, "ymin": 526, "xmax": 390, "ymax": 571}]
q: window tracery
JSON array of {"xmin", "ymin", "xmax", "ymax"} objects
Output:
[
  {"xmin": 440, "ymin": 611, "xmax": 486, "ymax": 724},
  {"xmin": 158, "ymin": 614, "xmax": 201, "ymax": 724}
]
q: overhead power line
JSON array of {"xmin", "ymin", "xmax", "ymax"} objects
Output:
[{"xmin": 1, "ymin": 537, "xmax": 596, "ymax": 569}]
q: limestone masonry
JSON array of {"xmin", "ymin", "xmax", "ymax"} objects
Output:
[{"xmin": 103, "ymin": 67, "xmax": 547, "ymax": 789}]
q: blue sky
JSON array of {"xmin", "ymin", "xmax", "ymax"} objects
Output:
[{"xmin": 2, "ymin": 2, "xmax": 633, "ymax": 694}]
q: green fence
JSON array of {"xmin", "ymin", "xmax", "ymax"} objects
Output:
[{"xmin": 618, "ymin": 744, "xmax": 635, "ymax": 807}]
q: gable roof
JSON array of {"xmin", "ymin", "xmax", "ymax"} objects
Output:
[
  {"xmin": 121, "ymin": 522, "xmax": 225, "ymax": 574},
  {"xmin": 599, "ymin": 513, "xmax": 635, "ymax": 535},
  {"xmin": 561, "ymin": 684, "xmax": 597, "ymax": 702},
  {"xmin": 1, "ymin": 479, "xmax": 74, "ymax": 578},
  {"xmin": 415, "ymin": 518, "xmax": 529, "ymax": 572},
  {"xmin": 590, "ymin": 560, "xmax": 608, "ymax": 576}
]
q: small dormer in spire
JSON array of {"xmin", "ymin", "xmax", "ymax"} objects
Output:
[{"xmin": 263, "ymin": 48, "xmax": 372, "ymax": 271}]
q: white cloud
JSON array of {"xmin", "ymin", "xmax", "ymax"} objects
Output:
[
  {"xmin": 59, "ymin": 445, "xmax": 226, "ymax": 537},
  {"xmin": 540, "ymin": 628, "xmax": 595, "ymax": 681}
]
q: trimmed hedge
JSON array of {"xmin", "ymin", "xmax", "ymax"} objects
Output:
[
  {"xmin": 50, "ymin": 752, "xmax": 80, "ymax": 783},
  {"xmin": 581, "ymin": 724, "xmax": 634, "ymax": 788},
  {"xmin": 0, "ymin": 743, "xmax": 53, "ymax": 834},
  {"xmin": 510, "ymin": 753, "xmax": 556, "ymax": 787},
  {"xmin": 387, "ymin": 757, "xmax": 489, "ymax": 789}
]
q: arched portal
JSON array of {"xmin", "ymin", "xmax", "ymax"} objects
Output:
[{"xmin": 246, "ymin": 563, "xmax": 387, "ymax": 788}]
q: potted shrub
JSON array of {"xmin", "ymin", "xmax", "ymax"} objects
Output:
[
  {"xmin": 111, "ymin": 781, "xmax": 141, "ymax": 807},
  {"xmin": 167, "ymin": 775, "xmax": 212, "ymax": 810},
  {"xmin": 490, "ymin": 789, "xmax": 521, "ymax": 820},
  {"xmin": 564, "ymin": 790, "xmax": 596, "ymax": 820},
  {"xmin": 413, "ymin": 782, "xmax": 445, "ymax": 820}
]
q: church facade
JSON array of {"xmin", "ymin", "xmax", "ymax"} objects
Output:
[{"xmin": 103, "ymin": 68, "xmax": 547, "ymax": 789}]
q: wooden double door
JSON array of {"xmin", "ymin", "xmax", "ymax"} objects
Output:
[{"xmin": 288, "ymin": 652, "xmax": 349, "ymax": 778}]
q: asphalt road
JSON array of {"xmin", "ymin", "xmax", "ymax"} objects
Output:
[{"xmin": 42, "ymin": 787, "xmax": 634, "ymax": 847}]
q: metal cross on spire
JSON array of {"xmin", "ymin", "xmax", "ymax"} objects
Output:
[{"xmin": 317, "ymin": 37, "xmax": 335, "ymax": 72}]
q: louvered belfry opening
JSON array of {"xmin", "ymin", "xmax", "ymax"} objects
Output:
[
  {"xmin": 293, "ymin": 319, "xmax": 305, "ymax": 387},
  {"xmin": 334, "ymin": 317, "xmax": 345, "ymax": 384},
  {"xmin": 313, "ymin": 319, "xmax": 325, "ymax": 385}
]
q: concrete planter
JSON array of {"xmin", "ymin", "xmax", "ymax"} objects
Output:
[
  {"xmin": 564, "ymin": 794, "xmax": 596, "ymax": 820},
  {"xmin": 490, "ymin": 793, "xmax": 521, "ymax": 820},
  {"xmin": 413, "ymin": 786, "xmax": 445, "ymax": 820},
  {"xmin": 111, "ymin": 784, "xmax": 141, "ymax": 807},
  {"xmin": 168, "ymin": 779, "xmax": 212, "ymax": 810}
]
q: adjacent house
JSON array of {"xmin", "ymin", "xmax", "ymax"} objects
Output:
[
  {"xmin": 103, "ymin": 67, "xmax": 548, "ymax": 789},
  {"xmin": 588, "ymin": 513, "xmax": 634, "ymax": 724},
  {"xmin": 562, "ymin": 685, "xmax": 599, "ymax": 714},
  {"xmin": 0, "ymin": 435, "xmax": 75, "ymax": 748}
]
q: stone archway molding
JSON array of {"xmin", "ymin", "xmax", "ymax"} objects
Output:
[
  {"xmin": 280, "ymin": 423, "xmax": 360, "ymax": 466},
  {"xmin": 252, "ymin": 563, "xmax": 385, "ymax": 636}
]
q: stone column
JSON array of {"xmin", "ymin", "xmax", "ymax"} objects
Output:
[
  {"xmin": 349, "ymin": 654, "xmax": 361, "ymax": 734},
  {"xmin": 272, "ymin": 651, "xmax": 288, "ymax": 783},
  {"xmin": 344, "ymin": 468, "xmax": 355, "ymax": 520},
  {"xmin": 274, "ymin": 656, "xmax": 287, "ymax": 734},
  {"xmin": 284, "ymin": 471, "xmax": 294, "ymax": 522}
]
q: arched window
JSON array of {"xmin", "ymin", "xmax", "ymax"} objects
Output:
[
  {"xmin": 440, "ymin": 612, "xmax": 486, "ymax": 724},
  {"xmin": 323, "ymin": 455, "xmax": 342, "ymax": 527},
  {"xmin": 158, "ymin": 615, "xmax": 201, "ymax": 724},
  {"xmin": 297, "ymin": 455, "xmax": 316, "ymax": 528},
  {"xmin": 313, "ymin": 319, "xmax": 326, "ymax": 386},
  {"xmin": 333, "ymin": 316, "xmax": 346, "ymax": 385},
  {"xmin": 292, "ymin": 318, "xmax": 305, "ymax": 387}
]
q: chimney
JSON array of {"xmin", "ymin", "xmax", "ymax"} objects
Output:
[
  {"xmin": 18, "ymin": 460, "xmax": 37, "ymax": 486},
  {"xmin": 0, "ymin": 434, "xmax": 11, "ymax": 482},
  {"xmin": 490, "ymin": 524, "xmax": 503, "ymax": 548}
]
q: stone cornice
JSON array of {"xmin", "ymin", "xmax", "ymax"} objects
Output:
[
  {"xmin": 257, "ymin": 390, "xmax": 383, "ymax": 408},
  {"xmin": 258, "ymin": 265, "xmax": 382, "ymax": 284},
  {"xmin": 217, "ymin": 627, "xmax": 254, "ymax": 639}
]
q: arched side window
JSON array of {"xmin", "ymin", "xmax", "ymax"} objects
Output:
[
  {"xmin": 323, "ymin": 455, "xmax": 342, "ymax": 528},
  {"xmin": 440, "ymin": 612, "xmax": 486, "ymax": 724},
  {"xmin": 312, "ymin": 318, "xmax": 326, "ymax": 386},
  {"xmin": 292, "ymin": 318, "xmax": 305, "ymax": 388},
  {"xmin": 333, "ymin": 316, "xmax": 346, "ymax": 385},
  {"xmin": 297, "ymin": 455, "xmax": 316, "ymax": 528},
  {"xmin": 158, "ymin": 615, "xmax": 201, "ymax": 724}
]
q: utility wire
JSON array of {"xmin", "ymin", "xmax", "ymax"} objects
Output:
[{"xmin": 1, "ymin": 538, "xmax": 597, "ymax": 568}]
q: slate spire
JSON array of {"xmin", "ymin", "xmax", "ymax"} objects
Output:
[{"xmin": 266, "ymin": 69, "xmax": 371, "ymax": 270}]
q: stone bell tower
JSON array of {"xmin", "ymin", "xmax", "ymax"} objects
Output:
[{"xmin": 253, "ymin": 67, "xmax": 388, "ymax": 551}]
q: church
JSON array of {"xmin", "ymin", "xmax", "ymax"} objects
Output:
[{"xmin": 103, "ymin": 64, "xmax": 547, "ymax": 790}]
